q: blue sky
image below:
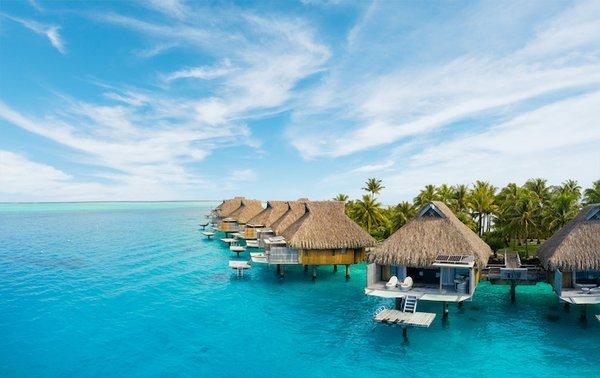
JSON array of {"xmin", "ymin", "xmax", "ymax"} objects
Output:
[{"xmin": 1, "ymin": 0, "xmax": 599, "ymax": 203}]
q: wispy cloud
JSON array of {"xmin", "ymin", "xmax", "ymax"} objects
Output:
[
  {"xmin": 163, "ymin": 59, "xmax": 235, "ymax": 82},
  {"xmin": 287, "ymin": 0, "xmax": 600, "ymax": 159},
  {"xmin": 2, "ymin": 14, "xmax": 66, "ymax": 53},
  {"xmin": 141, "ymin": 0, "xmax": 190, "ymax": 20},
  {"xmin": 383, "ymin": 91, "xmax": 600, "ymax": 202}
]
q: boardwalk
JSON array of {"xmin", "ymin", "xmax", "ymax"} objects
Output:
[
  {"xmin": 374, "ymin": 309, "xmax": 436, "ymax": 328},
  {"xmin": 504, "ymin": 251, "xmax": 521, "ymax": 269}
]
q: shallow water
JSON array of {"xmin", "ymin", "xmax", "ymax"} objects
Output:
[{"xmin": 0, "ymin": 202, "xmax": 598, "ymax": 377}]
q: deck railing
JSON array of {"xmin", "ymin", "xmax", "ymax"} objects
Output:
[{"xmin": 269, "ymin": 246, "xmax": 299, "ymax": 264}]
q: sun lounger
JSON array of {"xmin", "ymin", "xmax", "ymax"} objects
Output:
[
  {"xmin": 400, "ymin": 276, "xmax": 413, "ymax": 291},
  {"xmin": 385, "ymin": 276, "xmax": 398, "ymax": 289}
]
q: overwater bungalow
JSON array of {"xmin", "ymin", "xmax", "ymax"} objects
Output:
[
  {"xmin": 222, "ymin": 198, "xmax": 263, "ymax": 235},
  {"xmin": 537, "ymin": 204, "xmax": 600, "ymax": 308},
  {"xmin": 212, "ymin": 197, "xmax": 243, "ymax": 226},
  {"xmin": 365, "ymin": 202, "xmax": 492, "ymax": 311},
  {"xmin": 257, "ymin": 200, "xmax": 308, "ymax": 247},
  {"xmin": 243, "ymin": 200, "xmax": 288, "ymax": 240},
  {"xmin": 255, "ymin": 201, "xmax": 375, "ymax": 279}
]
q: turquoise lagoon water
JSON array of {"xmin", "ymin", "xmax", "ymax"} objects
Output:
[{"xmin": 0, "ymin": 202, "xmax": 598, "ymax": 377}]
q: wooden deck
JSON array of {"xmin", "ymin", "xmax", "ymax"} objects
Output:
[
  {"xmin": 229, "ymin": 260, "xmax": 251, "ymax": 277},
  {"xmin": 504, "ymin": 251, "xmax": 520, "ymax": 269},
  {"xmin": 374, "ymin": 309, "xmax": 436, "ymax": 328},
  {"xmin": 365, "ymin": 282, "xmax": 472, "ymax": 302}
]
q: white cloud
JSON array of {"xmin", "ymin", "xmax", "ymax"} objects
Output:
[
  {"xmin": 97, "ymin": 10, "xmax": 330, "ymax": 127},
  {"xmin": 163, "ymin": 60, "xmax": 234, "ymax": 82},
  {"xmin": 141, "ymin": 0, "xmax": 190, "ymax": 20},
  {"xmin": 379, "ymin": 91, "xmax": 600, "ymax": 202},
  {"xmin": 287, "ymin": 0, "xmax": 600, "ymax": 159},
  {"xmin": 228, "ymin": 169, "xmax": 257, "ymax": 182},
  {"xmin": 2, "ymin": 14, "xmax": 65, "ymax": 53},
  {"xmin": 0, "ymin": 150, "xmax": 71, "ymax": 195}
]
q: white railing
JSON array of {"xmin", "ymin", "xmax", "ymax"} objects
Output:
[{"xmin": 269, "ymin": 247, "xmax": 299, "ymax": 264}]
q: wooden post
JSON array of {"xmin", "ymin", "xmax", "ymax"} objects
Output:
[
  {"xmin": 395, "ymin": 298, "xmax": 403, "ymax": 310},
  {"xmin": 333, "ymin": 264, "xmax": 338, "ymax": 272},
  {"xmin": 312, "ymin": 265, "xmax": 317, "ymax": 280},
  {"xmin": 510, "ymin": 281, "xmax": 516, "ymax": 303},
  {"xmin": 345, "ymin": 264, "xmax": 350, "ymax": 279},
  {"xmin": 443, "ymin": 302, "xmax": 449, "ymax": 319},
  {"xmin": 580, "ymin": 305, "xmax": 587, "ymax": 321},
  {"xmin": 304, "ymin": 264, "xmax": 308, "ymax": 272}
]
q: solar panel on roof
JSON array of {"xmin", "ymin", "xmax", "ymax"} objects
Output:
[{"xmin": 434, "ymin": 254, "xmax": 475, "ymax": 265}]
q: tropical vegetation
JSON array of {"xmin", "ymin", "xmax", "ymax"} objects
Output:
[{"xmin": 337, "ymin": 178, "xmax": 600, "ymax": 258}]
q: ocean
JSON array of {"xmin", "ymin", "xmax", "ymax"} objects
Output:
[{"xmin": 0, "ymin": 202, "xmax": 598, "ymax": 377}]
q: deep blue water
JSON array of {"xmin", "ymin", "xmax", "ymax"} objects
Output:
[{"xmin": 0, "ymin": 202, "xmax": 598, "ymax": 377}]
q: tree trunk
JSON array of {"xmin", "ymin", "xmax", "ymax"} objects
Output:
[{"xmin": 524, "ymin": 238, "xmax": 529, "ymax": 260}]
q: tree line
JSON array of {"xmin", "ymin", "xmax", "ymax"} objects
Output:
[{"xmin": 335, "ymin": 178, "xmax": 600, "ymax": 257}]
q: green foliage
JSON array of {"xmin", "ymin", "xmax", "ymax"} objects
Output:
[
  {"xmin": 362, "ymin": 178, "xmax": 385, "ymax": 196},
  {"xmin": 341, "ymin": 177, "xmax": 597, "ymax": 248},
  {"xmin": 584, "ymin": 179, "xmax": 600, "ymax": 205},
  {"xmin": 333, "ymin": 193, "xmax": 349, "ymax": 203}
]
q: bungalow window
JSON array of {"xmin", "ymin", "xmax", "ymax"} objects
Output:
[{"xmin": 575, "ymin": 270, "xmax": 600, "ymax": 284}]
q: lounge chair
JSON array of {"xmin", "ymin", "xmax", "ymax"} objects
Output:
[
  {"xmin": 589, "ymin": 286, "xmax": 600, "ymax": 294},
  {"xmin": 400, "ymin": 276, "xmax": 413, "ymax": 291},
  {"xmin": 385, "ymin": 275, "xmax": 398, "ymax": 289}
]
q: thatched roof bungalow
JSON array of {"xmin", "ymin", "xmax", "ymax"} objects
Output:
[
  {"xmin": 365, "ymin": 202, "xmax": 492, "ymax": 303},
  {"xmin": 282, "ymin": 201, "xmax": 376, "ymax": 252},
  {"xmin": 215, "ymin": 197, "xmax": 244, "ymax": 219},
  {"xmin": 243, "ymin": 200, "xmax": 288, "ymax": 239},
  {"xmin": 259, "ymin": 201, "xmax": 375, "ymax": 278},
  {"xmin": 221, "ymin": 199, "xmax": 262, "ymax": 233},
  {"xmin": 270, "ymin": 200, "xmax": 309, "ymax": 236},
  {"xmin": 537, "ymin": 204, "xmax": 600, "ymax": 304}
]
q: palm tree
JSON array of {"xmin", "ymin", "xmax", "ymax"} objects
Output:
[
  {"xmin": 414, "ymin": 184, "xmax": 439, "ymax": 207},
  {"xmin": 390, "ymin": 201, "xmax": 416, "ymax": 231},
  {"xmin": 524, "ymin": 178, "xmax": 551, "ymax": 205},
  {"xmin": 469, "ymin": 181, "xmax": 497, "ymax": 236},
  {"xmin": 349, "ymin": 195, "xmax": 386, "ymax": 234},
  {"xmin": 543, "ymin": 193, "xmax": 579, "ymax": 234},
  {"xmin": 333, "ymin": 193, "xmax": 349, "ymax": 203},
  {"xmin": 504, "ymin": 189, "xmax": 540, "ymax": 259},
  {"xmin": 436, "ymin": 184, "xmax": 454, "ymax": 207},
  {"xmin": 452, "ymin": 184, "xmax": 470, "ymax": 213},
  {"xmin": 583, "ymin": 179, "xmax": 600, "ymax": 205},
  {"xmin": 495, "ymin": 183, "xmax": 521, "ymax": 246},
  {"xmin": 362, "ymin": 178, "xmax": 385, "ymax": 196},
  {"xmin": 555, "ymin": 179, "xmax": 582, "ymax": 201}
]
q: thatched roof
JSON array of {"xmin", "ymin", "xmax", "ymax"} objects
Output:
[
  {"xmin": 216, "ymin": 197, "xmax": 243, "ymax": 218},
  {"xmin": 282, "ymin": 201, "xmax": 376, "ymax": 250},
  {"xmin": 228, "ymin": 199, "xmax": 263, "ymax": 224},
  {"xmin": 537, "ymin": 204, "xmax": 600, "ymax": 271},
  {"xmin": 247, "ymin": 200, "xmax": 289, "ymax": 227},
  {"xmin": 271, "ymin": 200, "xmax": 308, "ymax": 235},
  {"xmin": 368, "ymin": 201, "xmax": 491, "ymax": 267}
]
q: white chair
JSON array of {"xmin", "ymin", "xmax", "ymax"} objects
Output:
[
  {"xmin": 400, "ymin": 276, "xmax": 413, "ymax": 291},
  {"xmin": 385, "ymin": 275, "xmax": 398, "ymax": 289}
]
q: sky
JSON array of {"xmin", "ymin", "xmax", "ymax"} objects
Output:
[{"xmin": 0, "ymin": 0, "xmax": 599, "ymax": 203}]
